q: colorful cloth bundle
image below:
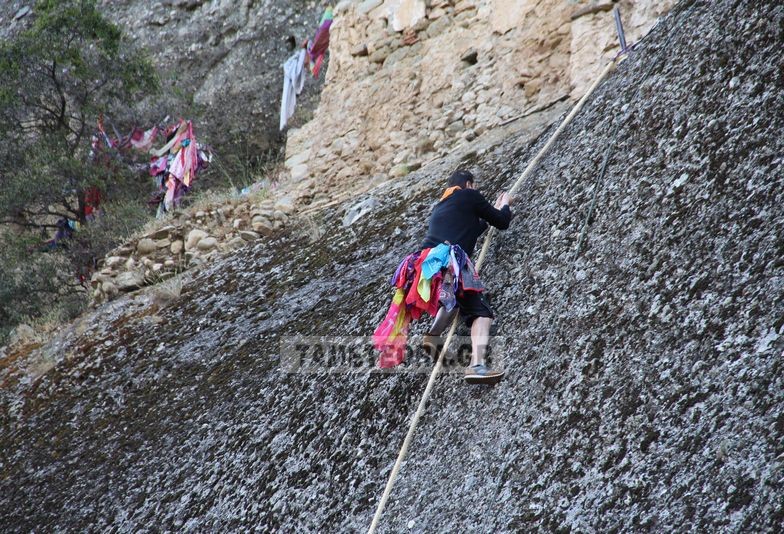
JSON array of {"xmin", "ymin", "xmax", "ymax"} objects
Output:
[
  {"xmin": 90, "ymin": 115, "xmax": 159, "ymax": 161},
  {"xmin": 373, "ymin": 243, "xmax": 482, "ymax": 368},
  {"xmin": 307, "ymin": 7, "xmax": 333, "ymax": 77},
  {"xmin": 149, "ymin": 120, "xmax": 212, "ymax": 216}
]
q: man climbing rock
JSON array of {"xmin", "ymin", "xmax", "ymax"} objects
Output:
[
  {"xmin": 421, "ymin": 169, "xmax": 512, "ymax": 384},
  {"xmin": 373, "ymin": 169, "xmax": 513, "ymax": 385}
]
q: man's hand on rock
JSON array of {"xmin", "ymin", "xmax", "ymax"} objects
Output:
[{"xmin": 495, "ymin": 192, "xmax": 511, "ymax": 209}]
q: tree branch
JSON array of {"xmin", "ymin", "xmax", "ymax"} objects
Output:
[
  {"xmin": 50, "ymin": 59, "xmax": 68, "ymax": 131},
  {"xmin": 0, "ymin": 219, "xmax": 61, "ymax": 229},
  {"xmin": 23, "ymin": 207, "xmax": 73, "ymax": 220}
]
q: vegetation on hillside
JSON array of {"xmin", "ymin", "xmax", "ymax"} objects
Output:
[{"xmin": 0, "ymin": 0, "xmax": 159, "ymax": 342}]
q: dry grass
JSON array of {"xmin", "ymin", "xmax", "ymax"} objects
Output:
[{"xmin": 151, "ymin": 272, "xmax": 185, "ymax": 308}]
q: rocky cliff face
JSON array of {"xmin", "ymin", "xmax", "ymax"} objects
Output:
[
  {"xmin": 2, "ymin": 0, "xmax": 783, "ymax": 531},
  {"xmin": 97, "ymin": 0, "xmax": 329, "ymax": 152},
  {"xmin": 283, "ymin": 0, "xmax": 673, "ymax": 203}
]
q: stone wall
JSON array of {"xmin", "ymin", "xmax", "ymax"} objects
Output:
[
  {"xmin": 89, "ymin": 195, "xmax": 294, "ymax": 303},
  {"xmin": 284, "ymin": 0, "xmax": 673, "ymax": 201}
]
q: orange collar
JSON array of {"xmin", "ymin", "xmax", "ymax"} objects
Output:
[{"xmin": 440, "ymin": 186, "xmax": 461, "ymax": 201}]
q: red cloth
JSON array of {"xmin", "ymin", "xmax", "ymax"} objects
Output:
[{"xmin": 83, "ymin": 187, "xmax": 101, "ymax": 217}]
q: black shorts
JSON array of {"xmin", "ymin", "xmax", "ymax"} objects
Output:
[{"xmin": 456, "ymin": 290, "xmax": 494, "ymax": 327}]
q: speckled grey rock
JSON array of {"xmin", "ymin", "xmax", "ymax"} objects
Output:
[{"xmin": 1, "ymin": 1, "xmax": 782, "ymax": 532}]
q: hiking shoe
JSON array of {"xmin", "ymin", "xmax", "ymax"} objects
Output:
[{"xmin": 464, "ymin": 364, "xmax": 505, "ymax": 385}]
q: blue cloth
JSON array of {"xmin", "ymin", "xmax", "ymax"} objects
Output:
[{"xmin": 421, "ymin": 243, "xmax": 451, "ymax": 280}]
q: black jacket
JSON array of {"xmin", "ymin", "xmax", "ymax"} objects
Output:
[{"xmin": 421, "ymin": 188, "xmax": 513, "ymax": 257}]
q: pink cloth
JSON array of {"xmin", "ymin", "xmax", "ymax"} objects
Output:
[
  {"xmin": 130, "ymin": 126, "xmax": 158, "ymax": 151},
  {"xmin": 373, "ymin": 289, "xmax": 411, "ymax": 369}
]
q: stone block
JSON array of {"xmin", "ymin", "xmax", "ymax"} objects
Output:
[
  {"xmin": 391, "ymin": 0, "xmax": 426, "ymax": 31},
  {"xmin": 358, "ymin": 0, "xmax": 383, "ymax": 15},
  {"xmin": 369, "ymin": 46, "xmax": 391, "ymax": 64},
  {"xmin": 446, "ymin": 119, "xmax": 465, "ymax": 135},
  {"xmin": 425, "ymin": 14, "xmax": 450, "ymax": 38},
  {"xmin": 351, "ymin": 43, "xmax": 369, "ymax": 57},
  {"xmin": 291, "ymin": 164, "xmax": 310, "ymax": 181},
  {"xmin": 390, "ymin": 164, "xmax": 410, "ymax": 177},
  {"xmin": 275, "ymin": 196, "xmax": 295, "ymax": 213},
  {"xmin": 285, "ymin": 150, "xmax": 310, "ymax": 169}
]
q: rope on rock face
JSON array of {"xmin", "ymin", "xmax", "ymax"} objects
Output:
[
  {"xmin": 369, "ymin": 5, "xmax": 704, "ymax": 529},
  {"xmin": 528, "ymin": 0, "xmax": 700, "ymax": 389},
  {"xmin": 367, "ymin": 60, "xmax": 618, "ymax": 534}
]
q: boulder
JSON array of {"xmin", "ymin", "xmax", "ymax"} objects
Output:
[
  {"xmin": 171, "ymin": 240, "xmax": 184, "ymax": 255},
  {"xmin": 14, "ymin": 6, "xmax": 32, "ymax": 21},
  {"xmin": 185, "ymin": 229, "xmax": 208, "ymax": 251},
  {"xmin": 351, "ymin": 43, "xmax": 369, "ymax": 57},
  {"xmin": 252, "ymin": 217, "xmax": 275, "ymax": 236},
  {"xmin": 228, "ymin": 236, "xmax": 246, "ymax": 249},
  {"xmin": 147, "ymin": 225, "xmax": 175, "ymax": 240},
  {"xmin": 369, "ymin": 46, "xmax": 391, "ymax": 64},
  {"xmin": 491, "ymin": 0, "xmax": 535, "ymax": 34},
  {"xmin": 285, "ymin": 150, "xmax": 310, "ymax": 169},
  {"xmin": 197, "ymin": 237, "xmax": 218, "ymax": 251},
  {"xmin": 101, "ymin": 282, "xmax": 119, "ymax": 297},
  {"xmin": 240, "ymin": 231, "xmax": 260, "ymax": 241},
  {"xmin": 116, "ymin": 271, "xmax": 145, "ymax": 291},
  {"xmin": 105, "ymin": 256, "xmax": 125, "ymax": 268},
  {"xmin": 136, "ymin": 238, "xmax": 158, "ymax": 255},
  {"xmin": 91, "ymin": 272, "xmax": 108, "ymax": 285}
]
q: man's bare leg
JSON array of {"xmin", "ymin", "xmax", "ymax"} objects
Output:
[
  {"xmin": 470, "ymin": 317, "xmax": 492, "ymax": 367},
  {"xmin": 464, "ymin": 316, "xmax": 503, "ymax": 383}
]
